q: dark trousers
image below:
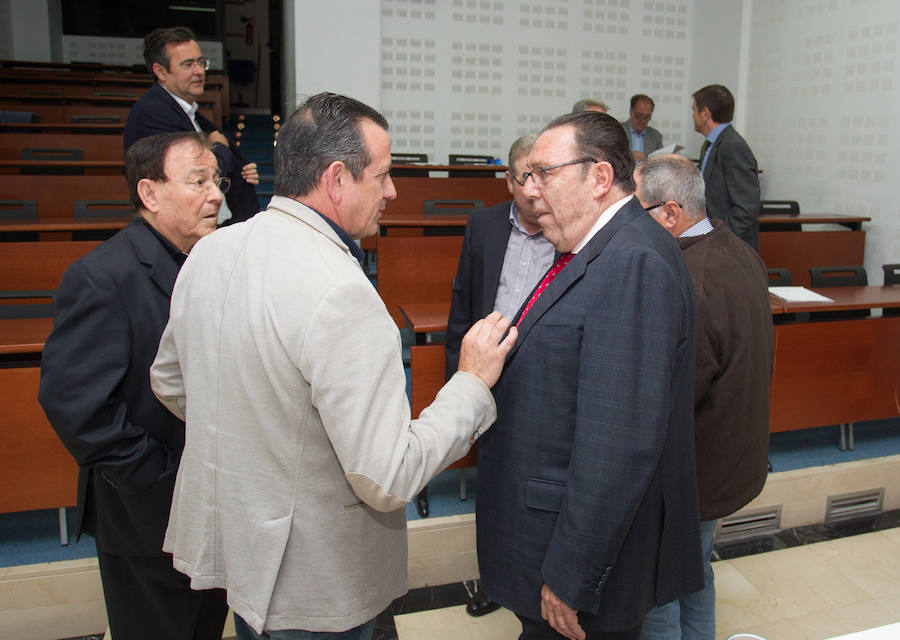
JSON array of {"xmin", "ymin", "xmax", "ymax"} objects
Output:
[
  {"xmin": 97, "ymin": 549, "xmax": 229, "ymax": 640},
  {"xmin": 517, "ymin": 614, "xmax": 642, "ymax": 640}
]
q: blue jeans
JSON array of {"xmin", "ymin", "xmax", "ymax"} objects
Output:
[
  {"xmin": 234, "ymin": 613, "xmax": 376, "ymax": 640},
  {"xmin": 639, "ymin": 519, "xmax": 718, "ymax": 640}
]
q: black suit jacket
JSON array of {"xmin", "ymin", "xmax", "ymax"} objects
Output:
[
  {"xmin": 123, "ymin": 82, "xmax": 259, "ymax": 223},
  {"xmin": 702, "ymin": 124, "xmax": 760, "ymax": 251},
  {"xmin": 444, "ymin": 201, "xmax": 512, "ymax": 378},
  {"xmin": 39, "ymin": 221, "xmax": 186, "ymax": 556},
  {"xmin": 476, "ymin": 197, "xmax": 703, "ymax": 631}
]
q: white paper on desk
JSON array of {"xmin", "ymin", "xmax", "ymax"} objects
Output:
[
  {"xmin": 649, "ymin": 143, "xmax": 685, "ymax": 158},
  {"xmin": 768, "ymin": 286, "xmax": 834, "ymax": 303}
]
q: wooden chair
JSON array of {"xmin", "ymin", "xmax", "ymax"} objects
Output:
[
  {"xmin": 376, "ymin": 235, "xmax": 463, "ymax": 325},
  {"xmin": 409, "ymin": 344, "xmax": 477, "ymax": 517}
]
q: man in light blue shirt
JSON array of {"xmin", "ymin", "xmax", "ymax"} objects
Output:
[{"xmin": 621, "ymin": 94, "xmax": 664, "ymax": 161}]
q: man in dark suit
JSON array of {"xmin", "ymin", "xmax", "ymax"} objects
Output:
[
  {"xmin": 476, "ymin": 111, "xmax": 703, "ymax": 640},
  {"xmin": 691, "ymin": 84, "xmax": 760, "ymax": 251},
  {"xmin": 39, "ymin": 132, "xmax": 229, "ymax": 640},
  {"xmin": 124, "ymin": 26, "xmax": 260, "ymax": 224},
  {"xmin": 621, "ymin": 94, "xmax": 664, "ymax": 161},
  {"xmin": 445, "ymin": 133, "xmax": 554, "ymax": 378}
]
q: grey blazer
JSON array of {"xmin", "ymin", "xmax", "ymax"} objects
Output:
[{"xmin": 702, "ymin": 124, "xmax": 760, "ymax": 251}]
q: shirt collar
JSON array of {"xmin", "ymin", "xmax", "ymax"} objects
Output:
[
  {"xmin": 705, "ymin": 122, "xmax": 731, "ymax": 144},
  {"xmin": 508, "ymin": 201, "xmax": 543, "ymax": 237},
  {"xmin": 309, "ymin": 206, "xmax": 366, "ymax": 264},
  {"xmin": 628, "ymin": 122, "xmax": 645, "ymax": 137},
  {"xmin": 160, "ymin": 84, "xmax": 199, "ymax": 119},
  {"xmin": 572, "ymin": 194, "xmax": 634, "ymax": 254},
  {"xmin": 142, "ymin": 218, "xmax": 187, "ymax": 264},
  {"xmin": 678, "ymin": 216, "xmax": 714, "ymax": 238}
]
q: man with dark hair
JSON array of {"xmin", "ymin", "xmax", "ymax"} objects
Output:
[
  {"xmin": 39, "ymin": 132, "xmax": 229, "ymax": 640},
  {"xmin": 634, "ymin": 155, "xmax": 773, "ymax": 640},
  {"xmin": 124, "ymin": 26, "xmax": 260, "ymax": 224},
  {"xmin": 572, "ymin": 98, "xmax": 609, "ymax": 113},
  {"xmin": 622, "ymin": 94, "xmax": 663, "ymax": 161},
  {"xmin": 149, "ymin": 92, "xmax": 516, "ymax": 639},
  {"xmin": 476, "ymin": 111, "xmax": 703, "ymax": 640},
  {"xmin": 691, "ymin": 84, "xmax": 760, "ymax": 251}
]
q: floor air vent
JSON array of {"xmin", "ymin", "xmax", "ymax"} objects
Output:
[
  {"xmin": 826, "ymin": 488, "xmax": 884, "ymax": 523},
  {"xmin": 716, "ymin": 506, "xmax": 782, "ymax": 543}
]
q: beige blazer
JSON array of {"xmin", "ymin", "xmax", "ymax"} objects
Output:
[{"xmin": 151, "ymin": 196, "xmax": 496, "ymax": 634}]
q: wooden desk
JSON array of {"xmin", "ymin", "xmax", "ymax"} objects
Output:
[
  {"xmin": 769, "ymin": 286, "xmax": 900, "ymax": 446},
  {"xmin": 379, "ymin": 215, "xmax": 468, "ymax": 235},
  {"xmin": 399, "ymin": 302, "xmax": 451, "ymax": 339},
  {"xmin": 0, "ymin": 317, "xmax": 77, "ymax": 539},
  {"xmin": 759, "ymin": 214, "xmax": 870, "ymax": 287},
  {"xmin": 0, "ymin": 159, "xmax": 123, "ymax": 174},
  {"xmin": 0, "ymin": 316, "xmax": 52, "ymax": 354},
  {"xmin": 0, "ymin": 216, "xmax": 129, "ymax": 234},
  {"xmin": 759, "ymin": 213, "xmax": 870, "ymax": 231}
]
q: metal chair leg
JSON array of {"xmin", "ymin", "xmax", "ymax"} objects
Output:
[
  {"xmin": 58, "ymin": 507, "xmax": 69, "ymax": 546},
  {"xmin": 458, "ymin": 468, "xmax": 467, "ymax": 501}
]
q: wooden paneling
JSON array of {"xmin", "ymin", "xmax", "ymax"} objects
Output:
[{"xmin": 760, "ymin": 230, "xmax": 866, "ymax": 287}]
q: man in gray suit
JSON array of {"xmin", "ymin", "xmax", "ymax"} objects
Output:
[
  {"xmin": 621, "ymin": 94, "xmax": 663, "ymax": 161},
  {"xmin": 150, "ymin": 93, "xmax": 517, "ymax": 639},
  {"xmin": 691, "ymin": 84, "xmax": 760, "ymax": 251}
]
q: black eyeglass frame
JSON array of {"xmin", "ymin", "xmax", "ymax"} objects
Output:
[
  {"xmin": 521, "ymin": 157, "xmax": 597, "ymax": 185},
  {"xmin": 643, "ymin": 200, "xmax": 682, "ymax": 212}
]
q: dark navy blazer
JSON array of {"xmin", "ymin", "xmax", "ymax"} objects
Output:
[
  {"xmin": 476, "ymin": 197, "xmax": 704, "ymax": 632},
  {"xmin": 40, "ymin": 221, "xmax": 185, "ymax": 556},
  {"xmin": 444, "ymin": 200, "xmax": 512, "ymax": 379}
]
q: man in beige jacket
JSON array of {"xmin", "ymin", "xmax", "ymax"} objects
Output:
[{"xmin": 150, "ymin": 92, "xmax": 516, "ymax": 639}]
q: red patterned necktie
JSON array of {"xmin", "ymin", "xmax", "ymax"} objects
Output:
[{"xmin": 516, "ymin": 252, "xmax": 574, "ymax": 327}]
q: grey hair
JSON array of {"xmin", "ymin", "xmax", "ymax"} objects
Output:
[
  {"xmin": 572, "ymin": 98, "xmax": 609, "ymax": 113},
  {"xmin": 507, "ymin": 133, "xmax": 538, "ymax": 174},
  {"xmin": 274, "ymin": 92, "xmax": 389, "ymax": 197},
  {"xmin": 635, "ymin": 155, "xmax": 706, "ymax": 222}
]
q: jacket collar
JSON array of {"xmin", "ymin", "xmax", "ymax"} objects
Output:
[
  {"xmin": 124, "ymin": 219, "xmax": 181, "ymax": 298},
  {"xmin": 506, "ymin": 197, "xmax": 645, "ymax": 362}
]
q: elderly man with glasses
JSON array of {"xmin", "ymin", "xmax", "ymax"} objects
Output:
[
  {"xmin": 40, "ymin": 132, "xmax": 230, "ymax": 640},
  {"xmin": 621, "ymin": 94, "xmax": 664, "ymax": 162},
  {"xmin": 124, "ymin": 26, "xmax": 260, "ymax": 225},
  {"xmin": 475, "ymin": 111, "xmax": 703, "ymax": 640}
]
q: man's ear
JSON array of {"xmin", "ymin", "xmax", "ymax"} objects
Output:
[
  {"xmin": 504, "ymin": 170, "xmax": 516, "ymax": 196},
  {"xmin": 657, "ymin": 201, "xmax": 681, "ymax": 231},
  {"xmin": 136, "ymin": 178, "xmax": 160, "ymax": 213},
  {"xmin": 591, "ymin": 161, "xmax": 615, "ymax": 199},
  {"xmin": 323, "ymin": 160, "xmax": 345, "ymax": 204},
  {"xmin": 151, "ymin": 62, "xmax": 168, "ymax": 83}
]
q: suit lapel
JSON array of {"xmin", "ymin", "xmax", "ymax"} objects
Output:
[
  {"xmin": 151, "ymin": 83, "xmax": 199, "ymax": 135},
  {"xmin": 506, "ymin": 200, "xmax": 643, "ymax": 362},
  {"xmin": 125, "ymin": 221, "xmax": 180, "ymax": 298},
  {"xmin": 483, "ymin": 208, "xmax": 512, "ymax": 313}
]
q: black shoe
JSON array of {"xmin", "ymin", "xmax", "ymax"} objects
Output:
[{"xmin": 463, "ymin": 580, "xmax": 501, "ymax": 617}]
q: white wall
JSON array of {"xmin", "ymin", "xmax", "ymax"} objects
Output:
[
  {"xmin": 9, "ymin": 0, "xmax": 51, "ymax": 61},
  {"xmin": 743, "ymin": 0, "xmax": 900, "ymax": 282},
  {"xmin": 291, "ymin": 0, "xmax": 381, "ymax": 112}
]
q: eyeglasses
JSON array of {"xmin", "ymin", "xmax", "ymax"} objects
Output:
[
  {"xmin": 521, "ymin": 157, "xmax": 597, "ymax": 186},
  {"xmin": 631, "ymin": 112, "xmax": 653, "ymax": 122},
  {"xmin": 643, "ymin": 201, "xmax": 680, "ymax": 212},
  {"xmin": 177, "ymin": 57, "xmax": 210, "ymax": 72},
  {"xmin": 177, "ymin": 176, "xmax": 231, "ymax": 194},
  {"xmin": 509, "ymin": 171, "xmax": 527, "ymax": 187}
]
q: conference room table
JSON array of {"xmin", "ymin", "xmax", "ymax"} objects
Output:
[{"xmin": 0, "ymin": 159, "xmax": 123, "ymax": 174}]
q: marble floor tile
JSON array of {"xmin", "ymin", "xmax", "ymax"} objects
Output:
[{"xmin": 394, "ymin": 604, "xmax": 520, "ymax": 640}]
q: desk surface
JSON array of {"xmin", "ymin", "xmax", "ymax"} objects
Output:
[
  {"xmin": 0, "ymin": 159, "xmax": 123, "ymax": 169},
  {"xmin": 0, "ymin": 216, "xmax": 130, "ymax": 232},
  {"xmin": 391, "ymin": 163, "xmax": 507, "ymax": 172},
  {"xmin": 0, "ymin": 317, "xmax": 52, "ymax": 354},
  {"xmin": 759, "ymin": 213, "xmax": 870, "ymax": 224},
  {"xmin": 380, "ymin": 215, "xmax": 468, "ymax": 228},
  {"xmin": 770, "ymin": 285, "xmax": 900, "ymax": 313},
  {"xmin": 399, "ymin": 303, "xmax": 451, "ymax": 334}
]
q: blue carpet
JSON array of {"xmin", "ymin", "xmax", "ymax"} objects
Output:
[{"xmin": 3, "ymin": 412, "xmax": 897, "ymax": 566}]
